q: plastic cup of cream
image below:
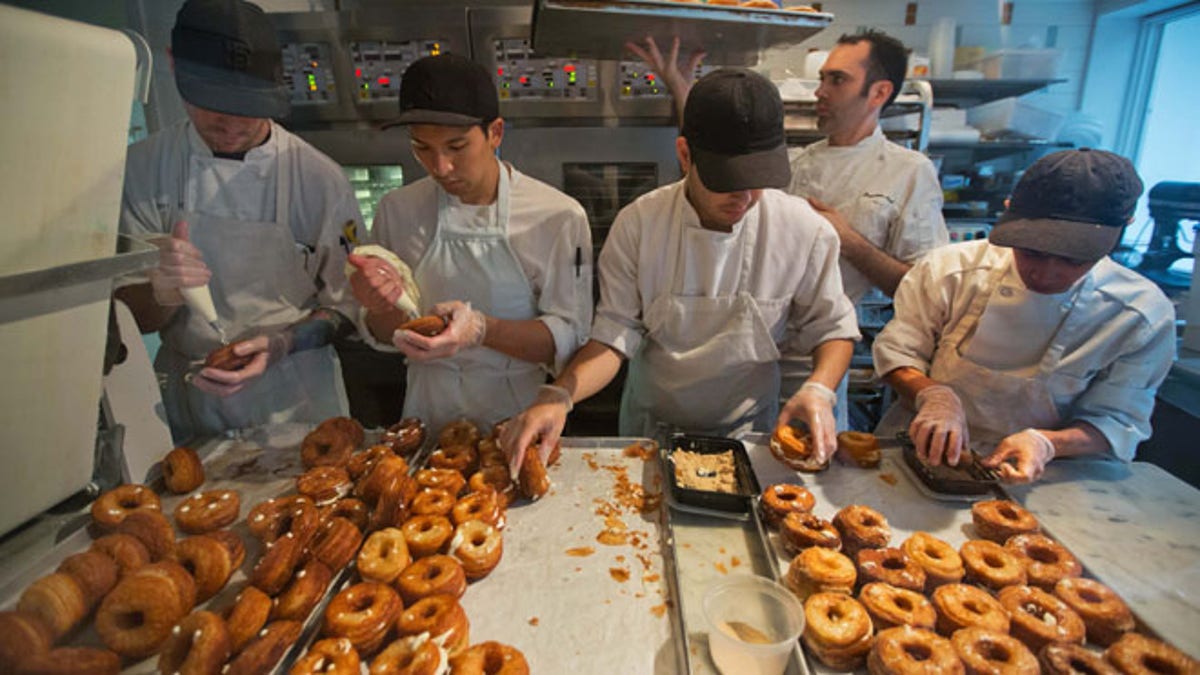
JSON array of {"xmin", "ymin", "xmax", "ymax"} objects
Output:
[{"xmin": 703, "ymin": 575, "xmax": 804, "ymax": 675}]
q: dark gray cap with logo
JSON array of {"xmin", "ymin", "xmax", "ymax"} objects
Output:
[
  {"xmin": 990, "ymin": 148, "xmax": 1144, "ymax": 262},
  {"xmin": 171, "ymin": 0, "xmax": 289, "ymax": 119}
]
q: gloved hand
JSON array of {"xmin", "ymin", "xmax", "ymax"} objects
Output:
[
  {"xmin": 982, "ymin": 428, "xmax": 1055, "ymax": 483},
  {"xmin": 347, "ymin": 252, "xmax": 406, "ymax": 316},
  {"xmin": 192, "ymin": 332, "xmax": 289, "ymax": 397},
  {"xmin": 910, "ymin": 384, "xmax": 969, "ymax": 467},
  {"xmin": 499, "ymin": 384, "xmax": 574, "ymax": 476},
  {"xmin": 623, "ymin": 36, "xmax": 706, "ymax": 107},
  {"xmin": 778, "ymin": 381, "xmax": 837, "ymax": 465},
  {"xmin": 393, "ymin": 300, "xmax": 486, "ymax": 362},
  {"xmin": 149, "ymin": 221, "xmax": 211, "ymax": 307}
]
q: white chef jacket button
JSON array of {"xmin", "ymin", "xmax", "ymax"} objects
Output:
[{"xmin": 999, "ymin": 287, "xmax": 1013, "ymax": 297}]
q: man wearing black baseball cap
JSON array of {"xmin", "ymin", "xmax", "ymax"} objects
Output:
[
  {"xmin": 349, "ymin": 54, "xmax": 594, "ymax": 436},
  {"xmin": 502, "ymin": 68, "xmax": 860, "ymax": 473},
  {"xmin": 874, "ymin": 149, "xmax": 1175, "ymax": 482},
  {"xmin": 118, "ymin": 0, "xmax": 362, "ymax": 442}
]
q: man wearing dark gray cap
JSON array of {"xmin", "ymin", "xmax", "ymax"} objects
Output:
[
  {"xmin": 348, "ymin": 54, "xmax": 593, "ymax": 436},
  {"xmin": 502, "ymin": 68, "xmax": 860, "ymax": 473},
  {"xmin": 874, "ymin": 149, "xmax": 1175, "ymax": 482},
  {"xmin": 118, "ymin": 0, "xmax": 362, "ymax": 442}
]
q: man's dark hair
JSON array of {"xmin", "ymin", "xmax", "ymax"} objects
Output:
[{"xmin": 837, "ymin": 30, "xmax": 907, "ymax": 108}]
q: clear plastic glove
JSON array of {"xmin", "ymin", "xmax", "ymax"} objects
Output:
[
  {"xmin": 778, "ymin": 381, "xmax": 837, "ymax": 465},
  {"xmin": 623, "ymin": 36, "xmax": 706, "ymax": 106},
  {"xmin": 499, "ymin": 384, "xmax": 574, "ymax": 476},
  {"xmin": 393, "ymin": 300, "xmax": 486, "ymax": 362},
  {"xmin": 910, "ymin": 384, "xmax": 969, "ymax": 467},
  {"xmin": 347, "ymin": 252, "xmax": 406, "ymax": 316},
  {"xmin": 191, "ymin": 332, "xmax": 290, "ymax": 397},
  {"xmin": 149, "ymin": 221, "xmax": 211, "ymax": 307},
  {"xmin": 982, "ymin": 428, "xmax": 1055, "ymax": 483}
]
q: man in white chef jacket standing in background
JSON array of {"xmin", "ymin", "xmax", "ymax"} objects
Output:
[
  {"xmin": 118, "ymin": 0, "xmax": 362, "ymax": 442},
  {"xmin": 502, "ymin": 68, "xmax": 859, "ymax": 471},
  {"xmin": 347, "ymin": 54, "xmax": 593, "ymax": 436}
]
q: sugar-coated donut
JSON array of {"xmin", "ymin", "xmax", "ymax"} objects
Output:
[
  {"xmin": 858, "ymin": 582, "xmax": 936, "ymax": 631},
  {"xmin": 14, "ymin": 647, "xmax": 120, "ymax": 675},
  {"xmin": 1105, "ymin": 632, "xmax": 1199, "ymax": 675},
  {"xmin": 950, "ymin": 627, "xmax": 1038, "ymax": 675},
  {"xmin": 357, "ymin": 528, "xmax": 411, "ymax": 585},
  {"xmin": 250, "ymin": 531, "xmax": 303, "ymax": 596},
  {"xmin": 414, "ymin": 468, "xmax": 467, "ymax": 499},
  {"xmin": 901, "ymin": 532, "xmax": 964, "ymax": 590},
  {"xmin": 452, "ymin": 489, "xmax": 504, "ymax": 529},
  {"xmin": 429, "ymin": 444, "xmax": 479, "ymax": 476},
  {"xmin": 321, "ymin": 497, "xmax": 371, "ymax": 533},
  {"xmin": 156, "ymin": 610, "xmax": 231, "ymax": 675},
  {"xmin": 95, "ymin": 568, "xmax": 187, "ymax": 658},
  {"xmin": 174, "ymin": 489, "xmax": 240, "ymax": 534},
  {"xmin": 225, "ymin": 620, "xmax": 303, "ymax": 675},
  {"xmin": 89, "ymin": 533, "xmax": 151, "ymax": 578},
  {"xmin": 1054, "ymin": 577, "xmax": 1135, "ymax": 646},
  {"xmin": 448, "ymin": 641, "xmax": 531, "ymax": 675},
  {"xmin": 55, "ymin": 550, "xmax": 119, "ymax": 608},
  {"xmin": 998, "ymin": 585, "xmax": 1085, "ymax": 652},
  {"xmin": 402, "ymin": 514, "xmax": 454, "ymax": 558},
  {"xmin": 175, "ymin": 535, "xmax": 235, "ymax": 603},
  {"xmin": 1040, "ymin": 641, "xmax": 1120, "ymax": 675},
  {"xmin": 448, "ymin": 519, "xmax": 503, "ymax": 580},
  {"xmin": 358, "ymin": 455, "xmax": 412, "ymax": 506},
  {"xmin": 411, "ymin": 488, "xmax": 456, "ymax": 518},
  {"xmin": 136, "ymin": 560, "xmax": 197, "ymax": 613},
  {"xmin": 868, "ymin": 625, "xmax": 964, "ymax": 674},
  {"xmin": 760, "ymin": 483, "xmax": 816, "ymax": 528},
  {"xmin": 291, "ymin": 637, "xmax": 361, "ymax": 675},
  {"xmin": 469, "ymin": 466, "xmax": 516, "ymax": 509},
  {"xmin": 395, "ymin": 594, "xmax": 470, "ymax": 657},
  {"xmin": 297, "ymin": 466, "xmax": 353, "ymax": 506},
  {"xmin": 802, "ymin": 592, "xmax": 875, "ymax": 670},
  {"xmin": 857, "ymin": 547, "xmax": 926, "ymax": 593},
  {"xmin": 369, "ymin": 473, "xmax": 417, "ymax": 532},
  {"xmin": 323, "ymin": 582, "xmax": 402, "ymax": 657},
  {"xmin": 833, "ymin": 504, "xmax": 892, "ymax": 555},
  {"xmin": 395, "ymin": 554, "xmax": 468, "ymax": 605},
  {"xmin": 0, "ymin": 611, "xmax": 54, "ymax": 673},
  {"xmin": 971, "ymin": 499, "xmax": 1039, "ymax": 543},
  {"xmin": 162, "ymin": 446, "xmax": 205, "ymax": 494},
  {"xmin": 780, "ymin": 511, "xmax": 841, "ymax": 555},
  {"xmin": 222, "ymin": 586, "xmax": 272, "ymax": 655},
  {"xmin": 246, "ymin": 495, "xmax": 319, "ymax": 545},
  {"xmin": 347, "ymin": 444, "xmax": 396, "ymax": 481},
  {"xmin": 273, "ymin": 559, "xmax": 334, "ymax": 622},
  {"xmin": 383, "ymin": 417, "xmax": 427, "ymax": 456},
  {"xmin": 1005, "ymin": 533, "xmax": 1082, "ymax": 589},
  {"xmin": 202, "ymin": 528, "xmax": 246, "ymax": 570},
  {"xmin": 931, "ymin": 584, "xmax": 1010, "ymax": 636},
  {"xmin": 309, "ymin": 516, "xmax": 363, "ymax": 572},
  {"xmin": 314, "ymin": 416, "xmax": 365, "ymax": 448},
  {"xmin": 16, "ymin": 573, "xmax": 88, "ymax": 640},
  {"xmin": 113, "ymin": 510, "xmax": 176, "ymax": 561},
  {"xmin": 90, "ymin": 484, "xmax": 161, "ymax": 532},
  {"xmin": 786, "ymin": 547, "xmax": 856, "ymax": 600},
  {"xmin": 369, "ymin": 634, "xmax": 446, "ymax": 675},
  {"xmin": 960, "ymin": 539, "xmax": 1027, "ymax": 590}
]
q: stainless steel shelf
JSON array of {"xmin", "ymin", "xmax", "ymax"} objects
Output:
[{"xmin": 924, "ymin": 78, "xmax": 1068, "ymax": 108}]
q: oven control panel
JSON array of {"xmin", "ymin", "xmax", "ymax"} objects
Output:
[
  {"xmin": 349, "ymin": 39, "xmax": 449, "ymax": 102},
  {"xmin": 493, "ymin": 38, "xmax": 598, "ymax": 101},
  {"xmin": 618, "ymin": 61, "xmax": 715, "ymax": 99},
  {"xmin": 281, "ymin": 42, "xmax": 337, "ymax": 104}
]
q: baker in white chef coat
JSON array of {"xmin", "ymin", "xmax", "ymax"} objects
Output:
[
  {"xmin": 348, "ymin": 54, "xmax": 593, "ymax": 435},
  {"xmin": 118, "ymin": 0, "xmax": 361, "ymax": 442},
  {"xmin": 873, "ymin": 149, "xmax": 1175, "ymax": 482},
  {"xmin": 501, "ymin": 68, "xmax": 860, "ymax": 470}
]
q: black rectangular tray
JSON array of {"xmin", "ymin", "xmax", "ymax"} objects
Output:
[
  {"xmin": 662, "ymin": 434, "xmax": 761, "ymax": 513},
  {"xmin": 900, "ymin": 437, "xmax": 999, "ymax": 496}
]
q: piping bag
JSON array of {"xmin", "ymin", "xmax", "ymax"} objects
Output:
[
  {"xmin": 181, "ymin": 285, "xmax": 228, "ymax": 344},
  {"xmin": 344, "ymin": 244, "xmax": 422, "ymax": 322}
]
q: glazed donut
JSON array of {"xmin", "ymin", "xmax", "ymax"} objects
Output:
[
  {"xmin": 469, "ymin": 466, "xmax": 516, "ymax": 509},
  {"xmin": 780, "ymin": 511, "xmax": 841, "ymax": 556},
  {"xmin": 222, "ymin": 586, "xmax": 272, "ymax": 655},
  {"xmin": 971, "ymin": 500, "xmax": 1040, "ymax": 543},
  {"xmin": 204, "ymin": 528, "xmax": 246, "ymax": 569},
  {"xmin": 369, "ymin": 634, "xmax": 447, "ymax": 675},
  {"xmin": 1040, "ymin": 642, "xmax": 1120, "ymax": 675},
  {"xmin": 383, "ymin": 417, "xmax": 427, "ymax": 456},
  {"xmin": 315, "ymin": 416, "xmax": 365, "ymax": 449},
  {"xmin": 250, "ymin": 531, "xmax": 303, "ymax": 596},
  {"xmin": 517, "ymin": 448, "xmax": 550, "ymax": 501},
  {"xmin": 347, "ymin": 444, "xmax": 396, "ymax": 481},
  {"xmin": 301, "ymin": 426, "xmax": 356, "ymax": 470},
  {"xmin": 136, "ymin": 560, "xmax": 197, "ymax": 613},
  {"xmin": 868, "ymin": 625, "xmax": 963, "ymax": 674},
  {"xmin": 833, "ymin": 504, "xmax": 892, "ymax": 555},
  {"xmin": 357, "ymin": 528, "xmax": 412, "ymax": 585},
  {"xmin": 802, "ymin": 592, "xmax": 875, "ymax": 670},
  {"xmin": 411, "ymin": 488, "xmax": 457, "ymax": 518},
  {"xmin": 760, "ymin": 483, "xmax": 816, "ymax": 528},
  {"xmin": 357, "ymin": 454, "xmax": 411, "ymax": 504},
  {"xmin": 1054, "ymin": 577, "xmax": 1135, "ymax": 646},
  {"xmin": 0, "ymin": 611, "xmax": 54, "ymax": 673},
  {"xmin": 448, "ymin": 519, "xmax": 503, "ymax": 580},
  {"xmin": 901, "ymin": 532, "xmax": 964, "ymax": 590},
  {"xmin": 323, "ymin": 582, "xmax": 402, "ymax": 656},
  {"xmin": 741, "ymin": 0, "xmax": 782, "ymax": 8},
  {"xmin": 225, "ymin": 620, "xmax": 303, "ymax": 675},
  {"xmin": 395, "ymin": 594, "xmax": 470, "ymax": 657},
  {"xmin": 310, "ymin": 516, "xmax": 364, "ymax": 572},
  {"xmin": 786, "ymin": 546, "xmax": 857, "ymax": 600},
  {"xmin": 55, "ymin": 550, "xmax": 119, "ymax": 608},
  {"xmin": 950, "ymin": 627, "xmax": 1038, "ymax": 675},
  {"xmin": 1106, "ymin": 633, "xmax": 1198, "ymax": 675},
  {"xmin": 438, "ymin": 419, "xmax": 480, "ymax": 450},
  {"xmin": 204, "ymin": 342, "xmax": 254, "ymax": 371},
  {"xmin": 395, "ymin": 554, "xmax": 468, "ymax": 605},
  {"xmin": 1005, "ymin": 533, "xmax": 1082, "ymax": 589},
  {"xmin": 162, "ymin": 446, "xmax": 205, "ymax": 494},
  {"xmin": 297, "ymin": 466, "xmax": 354, "ymax": 506},
  {"xmin": 13, "ymin": 647, "xmax": 120, "ymax": 675},
  {"xmin": 931, "ymin": 584, "xmax": 1010, "ymax": 636},
  {"xmin": 448, "ymin": 641, "xmax": 531, "ymax": 675},
  {"xmin": 291, "ymin": 637, "xmax": 361, "ymax": 675},
  {"xmin": 858, "ymin": 582, "xmax": 936, "ymax": 631},
  {"xmin": 998, "ymin": 585, "xmax": 1085, "ymax": 652},
  {"xmin": 452, "ymin": 489, "xmax": 504, "ymax": 529},
  {"xmin": 321, "ymin": 498, "xmax": 371, "ymax": 533},
  {"xmin": 838, "ymin": 431, "xmax": 881, "ymax": 468},
  {"xmin": 246, "ymin": 495, "xmax": 319, "ymax": 545},
  {"xmin": 960, "ymin": 539, "xmax": 1027, "ymax": 590},
  {"xmin": 94, "ymin": 568, "xmax": 187, "ymax": 658},
  {"xmin": 175, "ymin": 535, "xmax": 235, "ymax": 603},
  {"xmin": 156, "ymin": 610, "xmax": 231, "ymax": 675},
  {"xmin": 402, "ymin": 514, "xmax": 455, "ymax": 558},
  {"xmin": 769, "ymin": 423, "xmax": 827, "ymax": 472},
  {"xmin": 90, "ymin": 483, "xmax": 161, "ymax": 532},
  {"xmin": 16, "ymin": 574, "xmax": 88, "ymax": 641},
  {"xmin": 429, "ymin": 444, "xmax": 479, "ymax": 476},
  {"xmin": 414, "ymin": 468, "xmax": 467, "ymax": 499},
  {"xmin": 369, "ymin": 473, "xmax": 417, "ymax": 532},
  {"xmin": 89, "ymin": 533, "xmax": 151, "ymax": 578},
  {"xmin": 272, "ymin": 559, "xmax": 333, "ymax": 621},
  {"xmin": 857, "ymin": 547, "xmax": 926, "ymax": 593},
  {"xmin": 174, "ymin": 489, "xmax": 240, "ymax": 535},
  {"xmin": 114, "ymin": 509, "xmax": 176, "ymax": 561}
]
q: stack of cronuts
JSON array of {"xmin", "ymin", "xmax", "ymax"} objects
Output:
[{"xmin": 756, "ymin": 485, "xmax": 1198, "ymax": 674}]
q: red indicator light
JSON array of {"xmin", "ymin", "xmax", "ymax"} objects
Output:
[
  {"xmin": 564, "ymin": 64, "xmax": 575, "ymax": 73},
  {"xmin": 519, "ymin": 76, "xmax": 528, "ymax": 84},
  {"xmin": 355, "ymin": 68, "xmax": 362, "ymax": 78},
  {"xmin": 497, "ymin": 67, "xmax": 504, "ymax": 76},
  {"xmin": 379, "ymin": 76, "xmax": 391, "ymax": 86}
]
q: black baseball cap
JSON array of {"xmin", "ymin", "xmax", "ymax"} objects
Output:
[
  {"xmin": 171, "ymin": 0, "xmax": 289, "ymax": 119},
  {"xmin": 990, "ymin": 149, "xmax": 1144, "ymax": 262},
  {"xmin": 393, "ymin": 54, "xmax": 499, "ymax": 127},
  {"xmin": 681, "ymin": 68, "xmax": 791, "ymax": 193}
]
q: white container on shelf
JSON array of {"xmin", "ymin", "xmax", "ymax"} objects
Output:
[
  {"xmin": 968, "ymin": 49, "xmax": 1060, "ymax": 79},
  {"xmin": 967, "ymin": 97, "xmax": 1065, "ymax": 140}
]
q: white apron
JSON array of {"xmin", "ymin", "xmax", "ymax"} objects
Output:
[
  {"xmin": 620, "ymin": 189, "xmax": 784, "ymax": 438},
  {"xmin": 876, "ymin": 264, "xmax": 1084, "ymax": 454},
  {"xmin": 405, "ymin": 161, "xmax": 543, "ymax": 434},
  {"xmin": 157, "ymin": 144, "xmax": 347, "ymax": 442}
]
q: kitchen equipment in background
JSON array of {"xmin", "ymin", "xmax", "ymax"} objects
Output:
[
  {"xmin": 967, "ymin": 96, "xmax": 1065, "ymax": 140},
  {"xmin": 343, "ymin": 165, "xmax": 404, "ymax": 229},
  {"xmin": 929, "ymin": 17, "xmax": 957, "ymax": 79},
  {"xmin": 804, "ymin": 49, "xmax": 829, "ymax": 79},
  {"xmin": 966, "ymin": 49, "xmax": 1060, "ymax": 80}
]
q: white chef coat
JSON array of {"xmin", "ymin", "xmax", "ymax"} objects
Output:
[
  {"xmin": 120, "ymin": 120, "xmax": 361, "ymax": 440},
  {"xmin": 789, "ymin": 126, "xmax": 948, "ymax": 303},
  {"xmin": 873, "ymin": 240, "xmax": 1176, "ymax": 460},
  {"xmin": 592, "ymin": 181, "xmax": 860, "ymax": 435},
  {"xmin": 368, "ymin": 163, "xmax": 593, "ymax": 427}
]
